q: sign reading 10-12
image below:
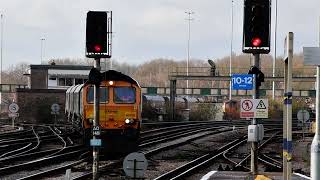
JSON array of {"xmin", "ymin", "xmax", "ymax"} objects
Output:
[{"xmin": 232, "ymin": 74, "xmax": 253, "ymax": 90}]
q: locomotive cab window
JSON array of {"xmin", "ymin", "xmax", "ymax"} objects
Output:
[
  {"xmin": 87, "ymin": 86, "xmax": 109, "ymax": 103},
  {"xmin": 114, "ymin": 87, "xmax": 136, "ymax": 104}
]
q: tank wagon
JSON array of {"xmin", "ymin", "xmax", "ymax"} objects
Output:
[
  {"xmin": 141, "ymin": 95, "xmax": 212, "ymax": 122},
  {"xmin": 65, "ymin": 70, "xmax": 141, "ymax": 153},
  {"xmin": 222, "ymin": 99, "xmax": 240, "ymax": 120}
]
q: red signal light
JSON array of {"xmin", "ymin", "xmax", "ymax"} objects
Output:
[
  {"xmin": 94, "ymin": 44, "xmax": 101, "ymax": 52},
  {"xmin": 252, "ymin": 37, "xmax": 262, "ymax": 47}
]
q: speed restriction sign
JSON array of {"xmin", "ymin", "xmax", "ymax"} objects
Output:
[{"xmin": 9, "ymin": 103, "xmax": 19, "ymax": 113}]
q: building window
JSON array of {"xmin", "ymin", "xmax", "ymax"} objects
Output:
[
  {"xmin": 58, "ymin": 78, "xmax": 65, "ymax": 86},
  {"xmin": 66, "ymin": 78, "xmax": 73, "ymax": 86},
  {"xmin": 75, "ymin": 79, "xmax": 83, "ymax": 85},
  {"xmin": 49, "ymin": 77, "xmax": 56, "ymax": 80}
]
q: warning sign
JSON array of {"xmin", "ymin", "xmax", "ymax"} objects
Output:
[
  {"xmin": 242, "ymin": 100, "xmax": 253, "ymax": 111},
  {"xmin": 240, "ymin": 99, "xmax": 268, "ymax": 119},
  {"xmin": 256, "ymin": 100, "xmax": 267, "ymax": 109}
]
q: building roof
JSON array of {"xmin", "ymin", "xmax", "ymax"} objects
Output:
[{"xmin": 30, "ymin": 64, "xmax": 93, "ymax": 70}]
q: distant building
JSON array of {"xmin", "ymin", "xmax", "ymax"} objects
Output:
[
  {"xmin": 6, "ymin": 64, "xmax": 93, "ymax": 123},
  {"xmin": 25, "ymin": 64, "xmax": 92, "ymax": 89}
]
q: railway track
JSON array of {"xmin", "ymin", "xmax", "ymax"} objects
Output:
[
  {"xmin": 153, "ymin": 137, "xmax": 248, "ymax": 180},
  {"xmin": 0, "ymin": 126, "xmax": 40, "ymax": 159},
  {"xmin": 0, "ymin": 148, "xmax": 87, "ymax": 179},
  {"xmin": 0, "ymin": 120, "xmax": 299, "ymax": 179},
  {"xmin": 0, "ymin": 124, "xmax": 84, "ymax": 179},
  {"xmin": 223, "ymin": 131, "xmax": 281, "ymax": 171},
  {"xmin": 16, "ymin": 152, "xmax": 89, "ymax": 180},
  {"xmin": 71, "ymin": 126, "xmax": 235, "ymax": 180}
]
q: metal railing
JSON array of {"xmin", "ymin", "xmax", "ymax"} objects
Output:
[
  {"xmin": 0, "ymin": 84, "xmax": 28, "ymax": 92},
  {"xmin": 170, "ymin": 67, "xmax": 316, "ymax": 77}
]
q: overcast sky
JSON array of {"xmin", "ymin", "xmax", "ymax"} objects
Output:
[{"xmin": 0, "ymin": 0, "xmax": 320, "ymax": 69}]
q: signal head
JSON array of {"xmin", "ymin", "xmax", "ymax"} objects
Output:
[
  {"xmin": 252, "ymin": 37, "xmax": 262, "ymax": 47},
  {"xmin": 94, "ymin": 44, "xmax": 101, "ymax": 52}
]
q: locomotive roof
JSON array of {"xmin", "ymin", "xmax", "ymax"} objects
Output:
[{"xmin": 101, "ymin": 70, "xmax": 139, "ymax": 86}]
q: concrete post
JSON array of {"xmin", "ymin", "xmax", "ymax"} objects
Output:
[
  {"xmin": 283, "ymin": 51, "xmax": 288, "ymax": 179},
  {"xmin": 283, "ymin": 32, "xmax": 293, "ymax": 180},
  {"xmin": 286, "ymin": 32, "xmax": 293, "ymax": 180}
]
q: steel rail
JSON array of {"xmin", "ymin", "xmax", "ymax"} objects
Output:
[
  {"xmin": 0, "ymin": 149, "xmax": 86, "ymax": 176},
  {"xmin": 72, "ymin": 127, "xmax": 235, "ymax": 180},
  {"xmin": 154, "ymin": 137, "xmax": 247, "ymax": 180}
]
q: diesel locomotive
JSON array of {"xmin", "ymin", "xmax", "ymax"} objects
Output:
[{"xmin": 65, "ymin": 70, "xmax": 141, "ymax": 153}]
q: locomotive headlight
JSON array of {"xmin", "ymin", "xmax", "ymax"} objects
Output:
[
  {"xmin": 108, "ymin": 81, "xmax": 114, "ymax": 85},
  {"xmin": 87, "ymin": 118, "xmax": 94, "ymax": 124},
  {"xmin": 125, "ymin": 119, "xmax": 134, "ymax": 124}
]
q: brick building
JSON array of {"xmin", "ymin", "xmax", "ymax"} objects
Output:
[
  {"xmin": 12, "ymin": 64, "xmax": 92, "ymax": 123},
  {"xmin": 27, "ymin": 64, "xmax": 92, "ymax": 89}
]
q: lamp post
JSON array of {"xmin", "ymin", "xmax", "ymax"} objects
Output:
[
  {"xmin": 272, "ymin": 0, "xmax": 278, "ymax": 100},
  {"xmin": 229, "ymin": 0, "xmax": 234, "ymax": 100},
  {"xmin": 0, "ymin": 14, "xmax": 3, "ymax": 85},
  {"xmin": 40, "ymin": 38, "xmax": 45, "ymax": 64},
  {"xmin": 185, "ymin": 11, "xmax": 194, "ymax": 93},
  {"xmin": 0, "ymin": 14, "xmax": 3, "ymax": 113}
]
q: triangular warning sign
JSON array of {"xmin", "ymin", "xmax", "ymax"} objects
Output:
[{"xmin": 256, "ymin": 100, "xmax": 266, "ymax": 109}]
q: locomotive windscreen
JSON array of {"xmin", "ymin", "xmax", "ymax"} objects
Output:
[
  {"xmin": 114, "ymin": 87, "xmax": 136, "ymax": 103},
  {"xmin": 87, "ymin": 86, "xmax": 109, "ymax": 103}
]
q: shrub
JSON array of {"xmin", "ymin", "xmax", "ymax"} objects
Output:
[{"xmin": 190, "ymin": 103, "xmax": 220, "ymax": 121}]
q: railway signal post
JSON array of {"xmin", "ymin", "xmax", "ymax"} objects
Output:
[
  {"xmin": 86, "ymin": 10, "xmax": 112, "ymax": 180},
  {"xmin": 251, "ymin": 54, "xmax": 259, "ymax": 174},
  {"xmin": 242, "ymin": 0, "xmax": 271, "ymax": 175},
  {"xmin": 93, "ymin": 58, "xmax": 101, "ymax": 180}
]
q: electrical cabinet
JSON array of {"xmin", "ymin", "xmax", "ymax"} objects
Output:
[{"xmin": 248, "ymin": 125, "xmax": 258, "ymax": 142}]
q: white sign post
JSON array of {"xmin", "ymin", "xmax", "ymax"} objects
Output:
[
  {"xmin": 51, "ymin": 103, "xmax": 60, "ymax": 125},
  {"xmin": 240, "ymin": 99, "xmax": 268, "ymax": 119},
  {"xmin": 8, "ymin": 103, "xmax": 19, "ymax": 127}
]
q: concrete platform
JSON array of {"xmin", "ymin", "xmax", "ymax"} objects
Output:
[{"xmin": 200, "ymin": 171, "xmax": 311, "ymax": 180}]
